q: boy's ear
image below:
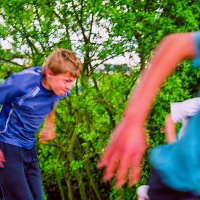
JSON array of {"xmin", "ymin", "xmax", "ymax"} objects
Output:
[{"xmin": 46, "ymin": 69, "xmax": 54, "ymax": 77}]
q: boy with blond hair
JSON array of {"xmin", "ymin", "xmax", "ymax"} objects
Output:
[{"xmin": 0, "ymin": 48, "xmax": 82, "ymax": 199}]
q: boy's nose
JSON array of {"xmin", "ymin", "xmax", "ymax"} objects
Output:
[{"xmin": 66, "ymin": 82, "xmax": 73, "ymax": 90}]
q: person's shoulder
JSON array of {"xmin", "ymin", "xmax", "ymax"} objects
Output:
[
  {"xmin": 184, "ymin": 97, "xmax": 200, "ymax": 104},
  {"xmin": 10, "ymin": 66, "xmax": 42, "ymax": 86},
  {"xmin": 17, "ymin": 66, "xmax": 42, "ymax": 77}
]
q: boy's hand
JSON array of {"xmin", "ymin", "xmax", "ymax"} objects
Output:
[
  {"xmin": 97, "ymin": 119, "xmax": 148, "ymax": 188},
  {"xmin": 0, "ymin": 149, "xmax": 5, "ymax": 168},
  {"xmin": 39, "ymin": 128, "xmax": 56, "ymax": 143}
]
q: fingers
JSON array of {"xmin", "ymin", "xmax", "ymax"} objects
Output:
[
  {"xmin": 128, "ymin": 146, "xmax": 146, "ymax": 186},
  {"xmin": 115, "ymin": 155, "xmax": 130, "ymax": 188},
  {"xmin": 0, "ymin": 150, "xmax": 5, "ymax": 168},
  {"xmin": 39, "ymin": 137, "xmax": 49, "ymax": 143},
  {"xmin": 39, "ymin": 132, "xmax": 55, "ymax": 143},
  {"xmin": 98, "ymin": 146, "xmax": 145, "ymax": 188},
  {"xmin": 0, "ymin": 150, "xmax": 5, "ymax": 161},
  {"xmin": 115, "ymin": 154, "xmax": 143, "ymax": 187},
  {"xmin": 97, "ymin": 147, "xmax": 112, "ymax": 169},
  {"xmin": 98, "ymin": 147, "xmax": 141, "ymax": 187},
  {"xmin": 0, "ymin": 162, "xmax": 4, "ymax": 168},
  {"xmin": 103, "ymin": 152, "xmax": 120, "ymax": 182},
  {"xmin": 98, "ymin": 125, "xmax": 147, "ymax": 188},
  {"xmin": 128, "ymin": 157, "xmax": 142, "ymax": 186},
  {"xmin": 39, "ymin": 134, "xmax": 48, "ymax": 143},
  {"xmin": 97, "ymin": 146, "xmax": 120, "ymax": 182}
]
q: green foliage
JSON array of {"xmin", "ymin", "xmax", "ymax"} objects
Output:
[
  {"xmin": 70, "ymin": 160, "xmax": 83, "ymax": 171},
  {"xmin": 109, "ymin": 187, "xmax": 137, "ymax": 200},
  {"xmin": 1, "ymin": 0, "xmax": 200, "ymax": 199}
]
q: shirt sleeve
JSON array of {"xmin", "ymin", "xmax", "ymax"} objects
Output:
[
  {"xmin": 0, "ymin": 73, "xmax": 23, "ymax": 104},
  {"xmin": 170, "ymin": 98, "xmax": 200, "ymax": 123}
]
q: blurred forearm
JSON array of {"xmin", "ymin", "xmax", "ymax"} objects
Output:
[
  {"xmin": 165, "ymin": 113, "xmax": 176, "ymax": 143},
  {"xmin": 124, "ymin": 33, "xmax": 196, "ymax": 126}
]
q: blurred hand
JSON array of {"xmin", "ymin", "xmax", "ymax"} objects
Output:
[
  {"xmin": 98, "ymin": 118, "xmax": 148, "ymax": 188},
  {"xmin": 39, "ymin": 128, "xmax": 56, "ymax": 143},
  {"xmin": 0, "ymin": 149, "xmax": 5, "ymax": 168}
]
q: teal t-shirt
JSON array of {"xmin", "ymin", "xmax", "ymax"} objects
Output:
[{"xmin": 149, "ymin": 31, "xmax": 200, "ymax": 195}]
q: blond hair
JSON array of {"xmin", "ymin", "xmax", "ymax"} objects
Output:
[{"xmin": 42, "ymin": 48, "xmax": 82, "ymax": 77}]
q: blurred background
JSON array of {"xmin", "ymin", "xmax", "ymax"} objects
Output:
[{"xmin": 1, "ymin": 0, "xmax": 200, "ymax": 199}]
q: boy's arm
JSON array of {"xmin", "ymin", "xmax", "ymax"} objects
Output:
[
  {"xmin": 98, "ymin": 32, "xmax": 197, "ymax": 187},
  {"xmin": 165, "ymin": 113, "xmax": 176, "ymax": 143},
  {"xmin": 39, "ymin": 108, "xmax": 56, "ymax": 143},
  {"xmin": 165, "ymin": 98, "xmax": 200, "ymax": 143},
  {"xmin": 0, "ymin": 74, "xmax": 22, "ymax": 104},
  {"xmin": 0, "ymin": 150, "xmax": 5, "ymax": 168}
]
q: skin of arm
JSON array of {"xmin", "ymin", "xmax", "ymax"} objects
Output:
[
  {"xmin": 0, "ymin": 150, "xmax": 5, "ymax": 168},
  {"xmin": 39, "ymin": 108, "xmax": 56, "ymax": 143},
  {"xmin": 98, "ymin": 32, "xmax": 197, "ymax": 187},
  {"xmin": 165, "ymin": 113, "xmax": 176, "ymax": 143}
]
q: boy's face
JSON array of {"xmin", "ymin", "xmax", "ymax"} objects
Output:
[{"xmin": 44, "ymin": 69, "xmax": 76, "ymax": 96}]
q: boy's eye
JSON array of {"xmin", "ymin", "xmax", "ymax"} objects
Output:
[
  {"xmin": 64, "ymin": 79, "xmax": 76, "ymax": 84},
  {"xmin": 64, "ymin": 79, "xmax": 72, "ymax": 83}
]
